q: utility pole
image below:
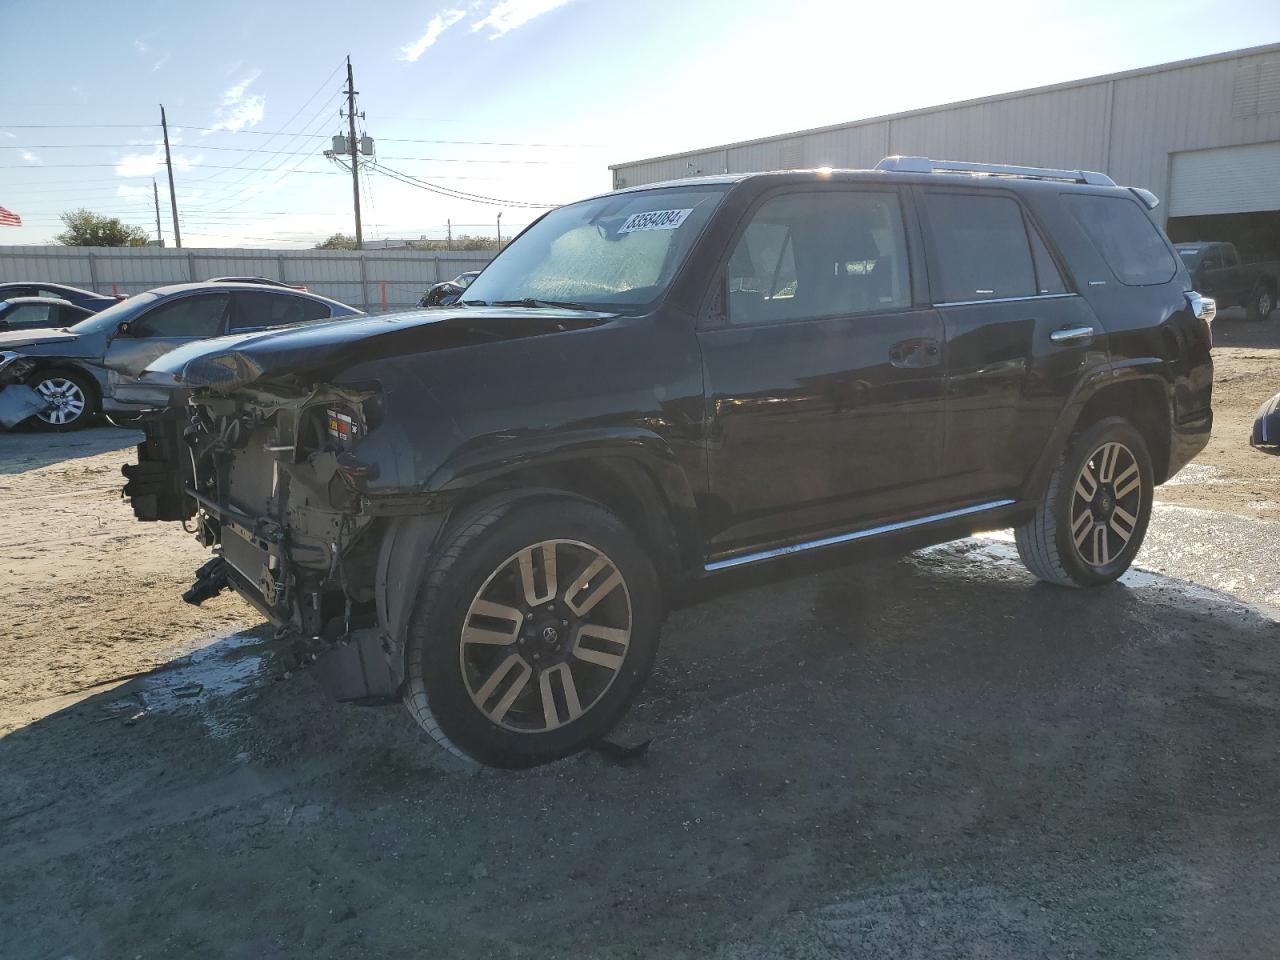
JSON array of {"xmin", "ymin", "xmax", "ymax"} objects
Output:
[
  {"xmin": 344, "ymin": 57, "xmax": 363, "ymax": 250},
  {"xmin": 496, "ymin": 212, "xmax": 502, "ymax": 249},
  {"xmin": 152, "ymin": 178, "xmax": 164, "ymax": 247},
  {"xmin": 160, "ymin": 105, "xmax": 182, "ymax": 248}
]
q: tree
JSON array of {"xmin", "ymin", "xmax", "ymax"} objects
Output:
[
  {"xmin": 315, "ymin": 232, "xmax": 359, "ymax": 250},
  {"xmin": 56, "ymin": 209, "xmax": 150, "ymax": 247}
]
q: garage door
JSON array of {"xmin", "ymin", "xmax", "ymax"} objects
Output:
[{"xmin": 1169, "ymin": 142, "xmax": 1280, "ymax": 217}]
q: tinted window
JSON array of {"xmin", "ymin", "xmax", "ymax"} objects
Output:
[
  {"xmin": 230, "ymin": 292, "xmax": 330, "ymax": 330},
  {"xmin": 130, "ymin": 294, "xmax": 229, "ymax": 338},
  {"xmin": 2, "ymin": 302, "xmax": 54, "ymax": 327},
  {"xmin": 925, "ymin": 193, "xmax": 1036, "ymax": 302},
  {"xmin": 55, "ymin": 305, "xmax": 91, "ymax": 325},
  {"xmin": 1220, "ymin": 246, "xmax": 1239, "ymax": 268},
  {"xmin": 727, "ymin": 190, "xmax": 910, "ymax": 326},
  {"xmin": 1029, "ymin": 226, "xmax": 1068, "ymax": 295},
  {"xmin": 1064, "ymin": 195, "xmax": 1176, "ymax": 286}
]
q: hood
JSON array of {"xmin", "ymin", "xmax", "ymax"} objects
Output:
[
  {"xmin": 0, "ymin": 326, "xmax": 80, "ymax": 350},
  {"xmin": 141, "ymin": 306, "xmax": 618, "ymax": 392}
]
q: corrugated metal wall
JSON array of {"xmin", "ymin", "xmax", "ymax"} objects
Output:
[
  {"xmin": 0, "ymin": 246, "xmax": 496, "ymax": 311},
  {"xmin": 610, "ymin": 44, "xmax": 1280, "ymax": 220}
]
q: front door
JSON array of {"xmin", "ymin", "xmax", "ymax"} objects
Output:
[
  {"xmin": 102, "ymin": 292, "xmax": 231, "ymax": 377},
  {"xmin": 697, "ymin": 186, "xmax": 946, "ymax": 558}
]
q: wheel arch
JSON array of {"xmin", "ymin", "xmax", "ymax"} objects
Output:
[{"xmin": 1023, "ymin": 369, "xmax": 1173, "ymax": 501}]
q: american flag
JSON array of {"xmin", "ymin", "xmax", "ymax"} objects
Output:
[{"xmin": 0, "ymin": 206, "xmax": 21, "ymax": 227}]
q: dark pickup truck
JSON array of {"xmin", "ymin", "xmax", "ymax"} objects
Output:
[
  {"xmin": 1176, "ymin": 241, "xmax": 1279, "ymax": 321},
  {"xmin": 122, "ymin": 157, "xmax": 1215, "ymax": 768}
]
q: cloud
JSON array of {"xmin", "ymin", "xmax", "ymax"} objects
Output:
[
  {"xmin": 115, "ymin": 141, "xmax": 203, "ymax": 178},
  {"xmin": 153, "ymin": 53, "xmax": 171, "ymax": 71},
  {"xmin": 2, "ymin": 132, "xmax": 15, "ymax": 139},
  {"xmin": 133, "ymin": 38, "xmax": 149, "ymax": 55},
  {"xmin": 20, "ymin": 151, "xmax": 41, "ymax": 165},
  {"xmin": 400, "ymin": 8, "xmax": 466, "ymax": 61},
  {"xmin": 471, "ymin": 0, "xmax": 573, "ymax": 37},
  {"xmin": 206, "ymin": 69, "xmax": 266, "ymax": 133}
]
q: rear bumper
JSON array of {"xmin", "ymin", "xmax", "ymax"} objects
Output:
[{"xmin": 1165, "ymin": 410, "xmax": 1213, "ymax": 482}]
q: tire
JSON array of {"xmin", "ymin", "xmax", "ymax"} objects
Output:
[
  {"xmin": 1015, "ymin": 417, "xmax": 1153, "ymax": 588},
  {"xmin": 402, "ymin": 493, "xmax": 662, "ymax": 768},
  {"xmin": 25, "ymin": 367, "xmax": 99, "ymax": 431},
  {"xmin": 1245, "ymin": 285, "xmax": 1274, "ymax": 323}
]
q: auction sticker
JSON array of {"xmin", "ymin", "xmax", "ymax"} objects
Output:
[{"xmin": 618, "ymin": 208, "xmax": 693, "ymax": 234}]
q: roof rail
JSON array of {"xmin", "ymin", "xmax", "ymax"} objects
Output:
[{"xmin": 876, "ymin": 155, "xmax": 1116, "ymax": 186}]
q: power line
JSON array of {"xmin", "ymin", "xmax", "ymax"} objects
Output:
[{"xmin": 368, "ymin": 161, "xmax": 560, "ymax": 208}]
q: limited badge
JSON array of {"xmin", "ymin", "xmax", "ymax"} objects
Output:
[{"xmin": 618, "ymin": 208, "xmax": 693, "ymax": 234}]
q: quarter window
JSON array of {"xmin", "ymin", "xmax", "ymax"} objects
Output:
[
  {"xmin": 1064, "ymin": 194, "xmax": 1177, "ymax": 286},
  {"xmin": 726, "ymin": 190, "xmax": 910, "ymax": 326},
  {"xmin": 924, "ymin": 193, "xmax": 1037, "ymax": 302}
]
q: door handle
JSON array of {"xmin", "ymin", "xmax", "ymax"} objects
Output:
[{"xmin": 1050, "ymin": 325, "xmax": 1094, "ymax": 343}]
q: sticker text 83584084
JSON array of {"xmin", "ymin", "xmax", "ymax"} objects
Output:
[{"xmin": 618, "ymin": 208, "xmax": 694, "ymax": 234}]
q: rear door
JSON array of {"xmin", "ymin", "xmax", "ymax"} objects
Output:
[
  {"xmin": 697, "ymin": 184, "xmax": 947, "ymax": 557},
  {"xmin": 918, "ymin": 188, "xmax": 1103, "ymax": 504},
  {"xmin": 102, "ymin": 292, "xmax": 231, "ymax": 376}
]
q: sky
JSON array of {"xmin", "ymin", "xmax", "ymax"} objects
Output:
[{"xmin": 1, "ymin": 0, "xmax": 1278, "ymax": 248}]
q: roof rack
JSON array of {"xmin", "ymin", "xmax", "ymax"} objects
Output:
[{"xmin": 876, "ymin": 155, "xmax": 1116, "ymax": 186}]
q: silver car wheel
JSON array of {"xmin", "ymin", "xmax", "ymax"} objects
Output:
[
  {"xmin": 459, "ymin": 539, "xmax": 632, "ymax": 733},
  {"xmin": 34, "ymin": 377, "xmax": 88, "ymax": 426},
  {"xmin": 1069, "ymin": 441, "xmax": 1142, "ymax": 569}
]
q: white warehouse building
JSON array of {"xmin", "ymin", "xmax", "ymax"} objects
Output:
[{"xmin": 609, "ymin": 44, "xmax": 1280, "ymax": 259}]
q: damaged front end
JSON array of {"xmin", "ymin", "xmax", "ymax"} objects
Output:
[{"xmin": 124, "ymin": 380, "xmax": 386, "ymax": 643}]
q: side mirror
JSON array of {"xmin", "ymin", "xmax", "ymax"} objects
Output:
[{"xmin": 116, "ymin": 320, "xmax": 132, "ymax": 337}]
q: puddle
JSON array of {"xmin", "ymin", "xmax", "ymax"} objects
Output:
[{"xmin": 133, "ymin": 630, "xmax": 270, "ymax": 738}]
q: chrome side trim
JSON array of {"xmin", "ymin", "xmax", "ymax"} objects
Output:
[
  {"xmin": 704, "ymin": 499, "xmax": 1018, "ymax": 572},
  {"xmin": 1050, "ymin": 324, "xmax": 1095, "ymax": 343},
  {"xmin": 934, "ymin": 293, "xmax": 1078, "ymax": 308}
]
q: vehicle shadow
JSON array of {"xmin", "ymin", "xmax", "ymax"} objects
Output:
[
  {"xmin": 0, "ymin": 424, "xmax": 140, "ymax": 474},
  {"xmin": 2, "ymin": 540, "xmax": 1279, "ymax": 957}
]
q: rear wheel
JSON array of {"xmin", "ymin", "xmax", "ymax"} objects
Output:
[
  {"xmin": 1015, "ymin": 417, "xmax": 1153, "ymax": 587},
  {"xmin": 27, "ymin": 368, "xmax": 98, "ymax": 431},
  {"xmin": 1246, "ymin": 285, "xmax": 1274, "ymax": 322},
  {"xmin": 402, "ymin": 495, "xmax": 661, "ymax": 768}
]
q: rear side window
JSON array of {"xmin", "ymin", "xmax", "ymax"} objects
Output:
[
  {"xmin": 230, "ymin": 292, "xmax": 331, "ymax": 330},
  {"xmin": 924, "ymin": 193, "xmax": 1036, "ymax": 302},
  {"xmin": 1064, "ymin": 195, "xmax": 1176, "ymax": 286}
]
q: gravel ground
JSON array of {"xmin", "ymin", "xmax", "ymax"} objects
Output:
[{"xmin": 0, "ymin": 311, "xmax": 1277, "ymax": 959}]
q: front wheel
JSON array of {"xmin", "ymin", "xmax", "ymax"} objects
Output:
[
  {"xmin": 403, "ymin": 494, "xmax": 662, "ymax": 768},
  {"xmin": 1246, "ymin": 285, "xmax": 1274, "ymax": 322},
  {"xmin": 26, "ymin": 368, "xmax": 98, "ymax": 431},
  {"xmin": 1015, "ymin": 417, "xmax": 1153, "ymax": 587}
]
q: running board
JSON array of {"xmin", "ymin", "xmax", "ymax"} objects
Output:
[{"xmin": 703, "ymin": 499, "xmax": 1017, "ymax": 572}]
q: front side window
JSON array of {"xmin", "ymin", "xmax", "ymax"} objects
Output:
[
  {"xmin": 461, "ymin": 186, "xmax": 726, "ymax": 311},
  {"xmin": 130, "ymin": 294, "xmax": 229, "ymax": 338},
  {"xmin": 1064, "ymin": 194, "xmax": 1177, "ymax": 286},
  {"xmin": 727, "ymin": 190, "xmax": 910, "ymax": 326},
  {"xmin": 925, "ymin": 192, "xmax": 1037, "ymax": 303}
]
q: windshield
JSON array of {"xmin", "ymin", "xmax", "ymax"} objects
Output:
[
  {"xmin": 66, "ymin": 292, "xmax": 160, "ymax": 335},
  {"xmin": 462, "ymin": 185, "xmax": 727, "ymax": 311}
]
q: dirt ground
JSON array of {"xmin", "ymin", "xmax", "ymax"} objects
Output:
[{"xmin": 1, "ymin": 311, "xmax": 1278, "ymax": 958}]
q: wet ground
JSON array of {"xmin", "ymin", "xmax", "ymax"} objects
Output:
[{"xmin": 1, "ymin": 315, "xmax": 1278, "ymax": 958}]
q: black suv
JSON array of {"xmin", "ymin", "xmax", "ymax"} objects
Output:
[{"xmin": 124, "ymin": 156, "xmax": 1215, "ymax": 768}]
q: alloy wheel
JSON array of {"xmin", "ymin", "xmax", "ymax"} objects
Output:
[
  {"xmin": 459, "ymin": 539, "xmax": 632, "ymax": 733},
  {"xmin": 1259, "ymin": 289, "xmax": 1274, "ymax": 320},
  {"xmin": 1069, "ymin": 441, "xmax": 1142, "ymax": 569},
  {"xmin": 34, "ymin": 377, "xmax": 87, "ymax": 426}
]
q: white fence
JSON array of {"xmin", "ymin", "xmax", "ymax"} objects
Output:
[{"xmin": 0, "ymin": 245, "xmax": 498, "ymax": 312}]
